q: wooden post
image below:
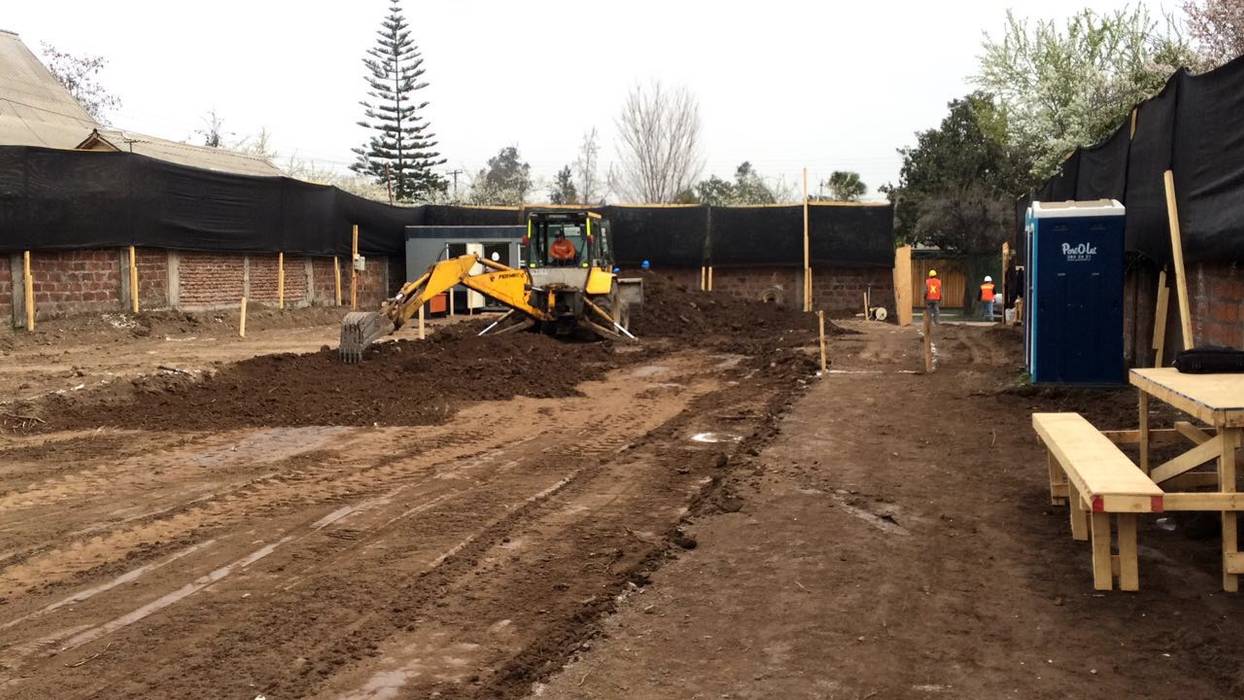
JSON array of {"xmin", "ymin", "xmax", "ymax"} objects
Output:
[
  {"xmin": 700, "ymin": 266, "xmax": 706, "ymax": 291},
  {"xmin": 1001, "ymin": 241, "xmax": 1009, "ymax": 318},
  {"xmin": 922, "ymin": 312, "xmax": 933, "ymax": 373},
  {"xmin": 1163, "ymin": 170, "xmax": 1193, "ymax": 350},
  {"xmin": 1152, "ymin": 269, "xmax": 1170, "ymax": 367},
  {"xmin": 277, "ymin": 252, "xmax": 285, "ymax": 310},
  {"xmin": 1139, "ymin": 391, "xmax": 1150, "ymax": 474},
  {"xmin": 334, "ymin": 255, "xmax": 342, "ymax": 306},
  {"xmin": 1221, "ymin": 430, "xmax": 1239, "ymax": 592},
  {"xmin": 350, "ymin": 225, "xmax": 359, "ymax": 311},
  {"xmin": 862, "ymin": 291, "xmax": 868, "ymax": 319},
  {"xmin": 802, "ymin": 167, "xmax": 810, "ymax": 312},
  {"xmin": 817, "ymin": 310, "xmax": 828, "ymax": 372},
  {"xmin": 22, "ymin": 250, "xmax": 34, "ymax": 331},
  {"xmin": 1118, "ymin": 514, "xmax": 1139, "ymax": 591},
  {"xmin": 1090, "ymin": 511, "xmax": 1114, "ymax": 590},
  {"xmin": 708, "ymin": 266, "xmax": 713, "ymax": 291},
  {"xmin": 128, "ymin": 245, "xmax": 139, "ymax": 314},
  {"xmin": 239, "ymin": 296, "xmax": 248, "ymax": 338},
  {"xmin": 893, "ymin": 245, "xmax": 912, "ymax": 327},
  {"xmin": 418, "ymin": 303, "xmax": 426, "ymax": 340}
]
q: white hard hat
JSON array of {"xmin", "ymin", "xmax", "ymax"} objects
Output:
[{"xmin": 984, "ymin": 275, "xmax": 993, "ymax": 282}]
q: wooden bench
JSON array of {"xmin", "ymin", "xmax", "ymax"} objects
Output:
[{"xmin": 1034, "ymin": 413, "xmax": 1165, "ymax": 591}]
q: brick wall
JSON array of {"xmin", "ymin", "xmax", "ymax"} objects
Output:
[
  {"xmin": 28, "ymin": 249, "xmax": 122, "ymax": 319},
  {"xmin": 651, "ymin": 264, "xmax": 894, "ymax": 316},
  {"xmin": 1192, "ymin": 260, "xmax": 1244, "ymax": 350},
  {"xmin": 178, "ymin": 252, "xmax": 246, "ymax": 308},
  {"xmin": 311, "ymin": 257, "xmax": 342, "ymax": 306},
  {"xmin": 1123, "ymin": 259, "xmax": 1244, "ymax": 366},
  {"xmin": 136, "ymin": 248, "xmax": 169, "ymax": 309},
  {"xmin": 0, "ymin": 255, "xmax": 12, "ymax": 321}
]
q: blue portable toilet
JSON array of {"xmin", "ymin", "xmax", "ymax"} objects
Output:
[{"xmin": 1024, "ymin": 200, "xmax": 1126, "ymax": 384}]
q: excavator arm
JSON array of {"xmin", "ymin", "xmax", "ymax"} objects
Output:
[{"xmin": 339, "ymin": 254, "xmax": 551, "ymax": 362}]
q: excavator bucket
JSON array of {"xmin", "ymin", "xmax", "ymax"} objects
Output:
[{"xmin": 339, "ymin": 311, "xmax": 395, "ymax": 363}]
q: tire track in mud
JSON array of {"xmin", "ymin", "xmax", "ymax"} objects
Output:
[{"xmin": 0, "ymin": 354, "xmax": 728, "ymax": 698}]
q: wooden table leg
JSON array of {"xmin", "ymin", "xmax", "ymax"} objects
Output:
[
  {"xmin": 1221, "ymin": 429, "xmax": 1239, "ymax": 592},
  {"xmin": 1139, "ymin": 391, "xmax": 1150, "ymax": 474},
  {"xmin": 1118, "ymin": 514, "xmax": 1139, "ymax": 591},
  {"xmin": 1091, "ymin": 511, "xmax": 1114, "ymax": 591},
  {"xmin": 1069, "ymin": 483, "xmax": 1088, "ymax": 541}
]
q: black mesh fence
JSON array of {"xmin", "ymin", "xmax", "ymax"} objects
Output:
[
  {"xmin": 0, "ymin": 146, "xmax": 896, "ymax": 267},
  {"xmin": 1022, "ymin": 56, "xmax": 1244, "ymax": 264}
]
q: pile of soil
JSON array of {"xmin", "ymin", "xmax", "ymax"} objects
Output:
[
  {"xmin": 631, "ymin": 274, "xmax": 829, "ymax": 342},
  {"xmin": 18, "ymin": 276, "xmax": 831, "ymax": 432},
  {"xmin": 35, "ymin": 327, "xmax": 627, "ymax": 431}
]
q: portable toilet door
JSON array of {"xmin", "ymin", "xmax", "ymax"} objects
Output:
[{"xmin": 1028, "ymin": 200, "xmax": 1126, "ymax": 384}]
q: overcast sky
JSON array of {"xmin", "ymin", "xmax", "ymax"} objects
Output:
[{"xmin": 6, "ymin": 0, "xmax": 1179, "ymax": 200}]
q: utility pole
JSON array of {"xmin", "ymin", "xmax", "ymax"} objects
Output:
[{"xmin": 449, "ymin": 168, "xmax": 464, "ymax": 203}]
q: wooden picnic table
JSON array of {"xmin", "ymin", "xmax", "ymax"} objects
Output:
[{"xmin": 1131, "ymin": 367, "xmax": 1244, "ymax": 591}]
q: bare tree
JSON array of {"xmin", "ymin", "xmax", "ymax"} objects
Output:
[
  {"xmin": 39, "ymin": 42, "xmax": 121, "ymax": 123},
  {"xmin": 609, "ymin": 82, "xmax": 704, "ymax": 203},
  {"xmin": 573, "ymin": 128, "xmax": 601, "ymax": 204}
]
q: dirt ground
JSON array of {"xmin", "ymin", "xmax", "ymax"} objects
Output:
[{"xmin": 2, "ymin": 292, "xmax": 1242, "ymax": 699}]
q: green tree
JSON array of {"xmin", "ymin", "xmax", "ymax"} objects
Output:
[
  {"xmin": 887, "ymin": 93, "xmax": 1032, "ymax": 252},
  {"xmin": 470, "ymin": 146, "xmax": 531, "ymax": 205},
  {"xmin": 689, "ymin": 162, "xmax": 782, "ymax": 205},
  {"xmin": 351, "ymin": 0, "xmax": 447, "ymax": 202},
  {"xmin": 976, "ymin": 5, "xmax": 1200, "ymax": 179},
  {"xmin": 1184, "ymin": 0, "xmax": 1244, "ymax": 66},
  {"xmin": 39, "ymin": 42, "xmax": 121, "ymax": 123},
  {"xmin": 824, "ymin": 171, "xmax": 867, "ymax": 200},
  {"xmin": 549, "ymin": 165, "xmax": 577, "ymax": 204}
]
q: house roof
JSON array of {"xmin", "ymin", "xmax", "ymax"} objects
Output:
[
  {"xmin": 78, "ymin": 128, "xmax": 284, "ymax": 177},
  {"xmin": 0, "ymin": 29, "xmax": 98, "ymax": 148},
  {"xmin": 1, "ymin": 29, "xmax": 282, "ymax": 177}
]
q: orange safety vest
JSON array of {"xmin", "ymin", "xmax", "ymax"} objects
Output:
[
  {"xmin": 551, "ymin": 238, "xmax": 576, "ymax": 261},
  {"xmin": 925, "ymin": 277, "xmax": 942, "ymax": 302},
  {"xmin": 980, "ymin": 283, "xmax": 995, "ymax": 302}
]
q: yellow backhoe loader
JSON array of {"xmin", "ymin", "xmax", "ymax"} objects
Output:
[{"xmin": 339, "ymin": 210, "xmax": 643, "ymax": 362}]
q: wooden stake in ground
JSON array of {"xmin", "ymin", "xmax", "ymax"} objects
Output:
[
  {"xmin": 277, "ymin": 252, "xmax": 285, "ymax": 310},
  {"xmin": 128, "ymin": 245, "xmax": 139, "ymax": 314},
  {"xmin": 862, "ymin": 291, "xmax": 868, "ymax": 320},
  {"xmin": 334, "ymin": 255, "xmax": 342, "ymax": 306},
  {"xmin": 922, "ymin": 312, "xmax": 933, "ymax": 373},
  {"xmin": 708, "ymin": 266, "xmax": 713, "ymax": 291},
  {"xmin": 351, "ymin": 225, "xmax": 359, "ymax": 311},
  {"xmin": 23, "ymin": 250, "xmax": 34, "ymax": 331},
  {"xmin": 700, "ymin": 266, "xmax": 706, "ymax": 291},
  {"xmin": 802, "ymin": 167, "xmax": 810, "ymax": 312},
  {"xmin": 818, "ymin": 310, "xmax": 828, "ymax": 372},
  {"xmin": 239, "ymin": 296, "xmax": 247, "ymax": 338},
  {"xmin": 1152, "ymin": 268, "xmax": 1170, "ymax": 367},
  {"xmin": 418, "ymin": 303, "xmax": 426, "ymax": 340},
  {"xmin": 892, "ymin": 245, "xmax": 912, "ymax": 327},
  {"xmin": 1164, "ymin": 170, "xmax": 1193, "ymax": 350}
]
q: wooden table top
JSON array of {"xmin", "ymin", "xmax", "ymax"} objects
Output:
[{"xmin": 1130, "ymin": 368, "xmax": 1244, "ymax": 428}]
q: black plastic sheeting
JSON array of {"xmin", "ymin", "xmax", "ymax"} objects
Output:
[
  {"xmin": 1173, "ymin": 57, "xmax": 1244, "ymax": 262},
  {"xmin": 1023, "ymin": 57, "xmax": 1244, "ymax": 264},
  {"xmin": 708, "ymin": 206, "xmax": 802, "ymax": 266},
  {"xmin": 809, "ymin": 204, "xmax": 895, "ymax": 267},
  {"xmin": 0, "ymin": 146, "xmax": 896, "ymax": 267},
  {"xmin": 603, "ymin": 205, "xmax": 709, "ymax": 267}
]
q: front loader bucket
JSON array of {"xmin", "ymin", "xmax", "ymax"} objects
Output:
[{"xmin": 339, "ymin": 311, "xmax": 395, "ymax": 363}]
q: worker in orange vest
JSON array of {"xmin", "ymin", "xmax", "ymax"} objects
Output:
[
  {"xmin": 980, "ymin": 275, "xmax": 996, "ymax": 321},
  {"xmin": 924, "ymin": 269, "xmax": 942, "ymax": 325}
]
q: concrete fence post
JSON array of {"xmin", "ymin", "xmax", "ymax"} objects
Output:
[
  {"xmin": 167, "ymin": 251, "xmax": 181, "ymax": 308},
  {"xmin": 118, "ymin": 248, "xmax": 132, "ymax": 312},
  {"xmin": 9, "ymin": 254, "xmax": 23, "ymax": 328}
]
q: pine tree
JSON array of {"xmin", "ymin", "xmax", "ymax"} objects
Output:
[
  {"xmin": 351, "ymin": 0, "xmax": 447, "ymax": 202},
  {"xmin": 549, "ymin": 165, "xmax": 577, "ymax": 204}
]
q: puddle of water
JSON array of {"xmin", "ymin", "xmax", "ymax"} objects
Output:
[{"xmin": 689, "ymin": 432, "xmax": 743, "ymax": 444}]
